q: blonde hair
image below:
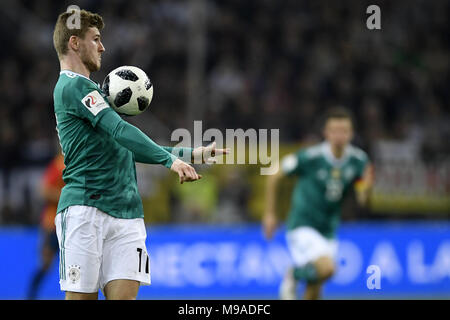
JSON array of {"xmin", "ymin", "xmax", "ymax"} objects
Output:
[{"xmin": 53, "ymin": 9, "xmax": 104, "ymax": 59}]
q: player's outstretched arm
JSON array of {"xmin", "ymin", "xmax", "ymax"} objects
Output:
[
  {"xmin": 162, "ymin": 142, "xmax": 230, "ymax": 164},
  {"xmin": 161, "ymin": 146, "xmax": 193, "ymax": 163},
  {"xmin": 95, "ymin": 110, "xmax": 201, "ymax": 183},
  {"xmin": 355, "ymin": 163, "xmax": 375, "ymax": 206},
  {"xmin": 263, "ymin": 166, "xmax": 284, "ymax": 240}
]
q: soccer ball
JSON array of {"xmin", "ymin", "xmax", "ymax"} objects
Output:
[{"xmin": 102, "ymin": 66, "xmax": 153, "ymax": 116}]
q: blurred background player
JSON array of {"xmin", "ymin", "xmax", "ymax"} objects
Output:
[
  {"xmin": 27, "ymin": 151, "xmax": 65, "ymax": 300},
  {"xmin": 263, "ymin": 107, "xmax": 374, "ymax": 300}
]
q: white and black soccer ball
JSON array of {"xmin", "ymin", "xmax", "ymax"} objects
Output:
[{"xmin": 102, "ymin": 66, "xmax": 153, "ymax": 116}]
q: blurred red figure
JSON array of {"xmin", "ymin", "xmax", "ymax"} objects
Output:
[{"xmin": 27, "ymin": 153, "xmax": 65, "ymax": 300}]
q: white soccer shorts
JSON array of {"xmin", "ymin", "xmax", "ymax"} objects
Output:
[
  {"xmin": 55, "ymin": 205, "xmax": 151, "ymax": 293},
  {"xmin": 286, "ymin": 226, "xmax": 338, "ymax": 267}
]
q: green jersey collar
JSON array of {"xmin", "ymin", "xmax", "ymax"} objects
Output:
[
  {"xmin": 60, "ymin": 70, "xmax": 99, "ymax": 87},
  {"xmin": 321, "ymin": 142, "xmax": 351, "ymax": 167}
]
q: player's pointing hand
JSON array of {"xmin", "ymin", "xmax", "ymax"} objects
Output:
[
  {"xmin": 192, "ymin": 141, "xmax": 230, "ymax": 164},
  {"xmin": 170, "ymin": 158, "xmax": 202, "ymax": 184}
]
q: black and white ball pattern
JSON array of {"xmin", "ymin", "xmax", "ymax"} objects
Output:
[{"xmin": 102, "ymin": 66, "xmax": 153, "ymax": 116}]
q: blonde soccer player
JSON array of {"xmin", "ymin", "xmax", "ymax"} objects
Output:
[{"xmin": 52, "ymin": 9, "xmax": 227, "ymax": 300}]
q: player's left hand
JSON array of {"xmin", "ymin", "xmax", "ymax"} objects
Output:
[
  {"xmin": 355, "ymin": 163, "xmax": 375, "ymax": 206},
  {"xmin": 192, "ymin": 141, "xmax": 230, "ymax": 164},
  {"xmin": 362, "ymin": 163, "xmax": 375, "ymax": 186},
  {"xmin": 262, "ymin": 213, "xmax": 278, "ymax": 240},
  {"xmin": 170, "ymin": 158, "xmax": 202, "ymax": 184}
]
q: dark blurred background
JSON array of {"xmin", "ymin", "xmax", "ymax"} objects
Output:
[
  {"xmin": 0, "ymin": 0, "xmax": 449, "ymax": 300},
  {"xmin": 0, "ymin": 0, "xmax": 448, "ymax": 225}
]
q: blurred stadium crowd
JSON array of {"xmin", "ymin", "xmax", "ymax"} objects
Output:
[{"xmin": 0, "ymin": 0, "xmax": 448, "ymax": 224}]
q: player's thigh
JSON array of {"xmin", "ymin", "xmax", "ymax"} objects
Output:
[
  {"xmin": 286, "ymin": 226, "xmax": 336, "ymax": 268},
  {"xmin": 104, "ymin": 279, "xmax": 140, "ymax": 300},
  {"xmin": 313, "ymin": 255, "xmax": 335, "ymax": 280},
  {"xmin": 55, "ymin": 206, "xmax": 103, "ymax": 293},
  {"xmin": 100, "ymin": 217, "xmax": 150, "ymax": 293},
  {"xmin": 65, "ymin": 291, "xmax": 98, "ymax": 300}
]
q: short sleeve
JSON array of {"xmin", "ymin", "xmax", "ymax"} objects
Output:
[
  {"xmin": 281, "ymin": 150, "xmax": 310, "ymax": 176},
  {"xmin": 62, "ymin": 78, "xmax": 111, "ymax": 127}
]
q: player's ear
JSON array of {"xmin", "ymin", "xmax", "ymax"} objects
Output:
[
  {"xmin": 322, "ymin": 124, "xmax": 329, "ymax": 140},
  {"xmin": 68, "ymin": 35, "xmax": 80, "ymax": 52},
  {"xmin": 348, "ymin": 122, "xmax": 354, "ymax": 140}
]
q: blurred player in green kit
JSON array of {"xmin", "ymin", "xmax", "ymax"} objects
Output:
[{"xmin": 263, "ymin": 108, "xmax": 374, "ymax": 300}]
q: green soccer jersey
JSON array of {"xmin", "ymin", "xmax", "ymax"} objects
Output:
[
  {"xmin": 281, "ymin": 142, "xmax": 369, "ymax": 239},
  {"xmin": 54, "ymin": 70, "xmax": 162, "ymax": 219}
]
